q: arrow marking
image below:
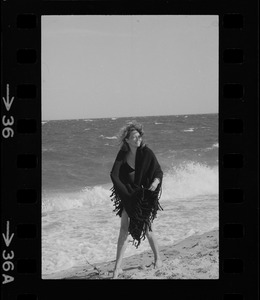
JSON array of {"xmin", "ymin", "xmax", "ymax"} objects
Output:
[
  {"xmin": 2, "ymin": 221, "xmax": 14, "ymax": 247},
  {"xmin": 2, "ymin": 84, "xmax": 14, "ymax": 111}
]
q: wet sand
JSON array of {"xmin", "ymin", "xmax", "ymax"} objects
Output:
[{"xmin": 43, "ymin": 229, "xmax": 219, "ymax": 280}]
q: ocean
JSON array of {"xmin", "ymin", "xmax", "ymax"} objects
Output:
[{"xmin": 42, "ymin": 114, "xmax": 218, "ymax": 277}]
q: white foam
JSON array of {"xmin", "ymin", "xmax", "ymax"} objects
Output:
[
  {"xmin": 204, "ymin": 142, "xmax": 219, "ymax": 151},
  {"xmin": 42, "ymin": 194, "xmax": 85, "ymax": 213},
  {"xmin": 100, "ymin": 134, "xmax": 117, "ymax": 140},
  {"xmin": 42, "ymin": 161, "xmax": 218, "ymax": 214},
  {"xmin": 161, "ymin": 161, "xmax": 218, "ymax": 200},
  {"xmin": 81, "ymin": 185, "xmax": 111, "ymax": 206},
  {"xmin": 42, "ymin": 250, "xmax": 74, "ymax": 275},
  {"xmin": 183, "ymin": 128, "xmax": 195, "ymax": 132},
  {"xmin": 42, "ymin": 185, "xmax": 111, "ymax": 213}
]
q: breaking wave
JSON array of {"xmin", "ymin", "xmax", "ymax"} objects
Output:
[{"xmin": 42, "ymin": 161, "xmax": 218, "ymax": 214}]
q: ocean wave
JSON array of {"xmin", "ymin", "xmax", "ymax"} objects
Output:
[
  {"xmin": 162, "ymin": 161, "xmax": 218, "ymax": 200},
  {"xmin": 42, "ymin": 147, "xmax": 56, "ymax": 153},
  {"xmin": 183, "ymin": 128, "xmax": 195, "ymax": 132},
  {"xmin": 204, "ymin": 142, "xmax": 219, "ymax": 151},
  {"xmin": 99, "ymin": 135, "xmax": 117, "ymax": 140},
  {"xmin": 42, "ymin": 185, "xmax": 111, "ymax": 213},
  {"xmin": 42, "ymin": 161, "xmax": 218, "ymax": 214}
]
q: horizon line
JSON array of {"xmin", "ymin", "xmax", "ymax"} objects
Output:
[{"xmin": 42, "ymin": 112, "xmax": 218, "ymax": 122}]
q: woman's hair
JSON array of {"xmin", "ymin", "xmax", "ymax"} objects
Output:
[{"xmin": 118, "ymin": 121, "xmax": 145, "ymax": 151}]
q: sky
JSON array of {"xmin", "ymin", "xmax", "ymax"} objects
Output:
[{"xmin": 42, "ymin": 15, "xmax": 218, "ymax": 120}]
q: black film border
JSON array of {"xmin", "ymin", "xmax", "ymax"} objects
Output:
[{"xmin": 1, "ymin": 0, "xmax": 259, "ymax": 299}]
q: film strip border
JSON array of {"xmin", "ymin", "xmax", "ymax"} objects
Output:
[
  {"xmin": 1, "ymin": 1, "xmax": 258, "ymax": 299},
  {"xmin": 2, "ymin": 3, "xmax": 41, "ymax": 299}
]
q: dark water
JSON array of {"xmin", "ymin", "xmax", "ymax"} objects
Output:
[{"xmin": 42, "ymin": 114, "xmax": 218, "ymax": 194}]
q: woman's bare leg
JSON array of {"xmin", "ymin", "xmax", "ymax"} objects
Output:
[
  {"xmin": 113, "ymin": 209, "xmax": 129, "ymax": 279},
  {"xmin": 146, "ymin": 226, "xmax": 162, "ymax": 268}
]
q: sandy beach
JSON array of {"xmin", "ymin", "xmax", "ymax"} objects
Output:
[{"xmin": 43, "ymin": 229, "xmax": 218, "ymax": 280}]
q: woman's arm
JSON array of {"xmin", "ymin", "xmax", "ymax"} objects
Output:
[
  {"xmin": 147, "ymin": 148, "xmax": 163, "ymax": 182},
  {"xmin": 146, "ymin": 148, "xmax": 163, "ymax": 191},
  {"xmin": 110, "ymin": 150, "xmax": 131, "ymax": 198}
]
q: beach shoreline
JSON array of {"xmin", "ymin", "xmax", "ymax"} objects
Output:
[{"xmin": 43, "ymin": 228, "xmax": 219, "ymax": 280}]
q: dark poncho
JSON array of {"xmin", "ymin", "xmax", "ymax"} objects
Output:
[{"xmin": 110, "ymin": 145, "xmax": 163, "ymax": 248}]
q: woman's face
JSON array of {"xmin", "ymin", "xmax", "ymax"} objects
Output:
[{"xmin": 126, "ymin": 130, "xmax": 142, "ymax": 148}]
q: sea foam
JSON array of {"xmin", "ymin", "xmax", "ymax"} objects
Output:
[
  {"xmin": 42, "ymin": 161, "xmax": 218, "ymax": 214},
  {"xmin": 162, "ymin": 161, "xmax": 218, "ymax": 200}
]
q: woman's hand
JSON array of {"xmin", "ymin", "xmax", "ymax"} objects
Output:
[{"xmin": 148, "ymin": 178, "xmax": 160, "ymax": 191}]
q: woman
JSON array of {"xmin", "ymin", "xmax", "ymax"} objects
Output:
[{"xmin": 110, "ymin": 121, "xmax": 163, "ymax": 279}]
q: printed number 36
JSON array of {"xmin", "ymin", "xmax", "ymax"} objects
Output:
[{"xmin": 2, "ymin": 116, "xmax": 14, "ymax": 138}]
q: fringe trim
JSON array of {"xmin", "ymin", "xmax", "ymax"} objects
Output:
[
  {"xmin": 110, "ymin": 186, "xmax": 124, "ymax": 217},
  {"xmin": 110, "ymin": 186, "xmax": 163, "ymax": 248}
]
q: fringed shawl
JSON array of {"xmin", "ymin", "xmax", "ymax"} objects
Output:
[{"xmin": 110, "ymin": 145, "xmax": 163, "ymax": 248}]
